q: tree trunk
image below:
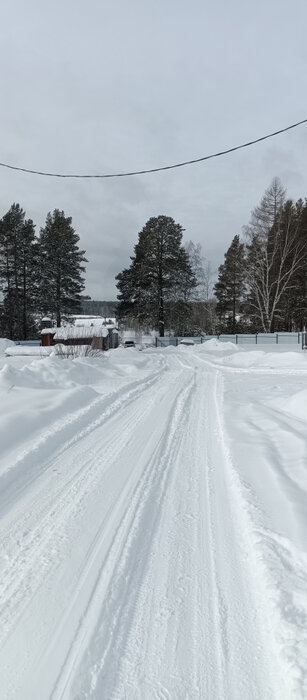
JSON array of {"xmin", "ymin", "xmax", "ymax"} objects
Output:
[
  {"xmin": 23, "ymin": 259, "xmax": 27, "ymax": 340},
  {"xmin": 159, "ymin": 286, "xmax": 164, "ymax": 336}
]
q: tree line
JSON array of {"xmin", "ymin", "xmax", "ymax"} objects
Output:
[
  {"xmin": 2, "ymin": 176, "xmax": 306, "ymax": 341},
  {"xmin": 0, "ymin": 204, "xmax": 86, "ymax": 339},
  {"xmin": 215, "ymin": 178, "xmax": 307, "ymax": 333},
  {"xmin": 116, "ymin": 178, "xmax": 307, "ymax": 336}
]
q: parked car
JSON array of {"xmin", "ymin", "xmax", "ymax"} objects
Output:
[{"xmin": 124, "ymin": 340, "xmax": 135, "ymax": 348}]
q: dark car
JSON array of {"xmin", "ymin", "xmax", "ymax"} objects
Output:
[{"xmin": 124, "ymin": 340, "xmax": 135, "ymax": 348}]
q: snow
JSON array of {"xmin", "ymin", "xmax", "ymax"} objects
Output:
[
  {"xmin": 4, "ymin": 345, "xmax": 107, "ymax": 358},
  {"xmin": 5, "ymin": 345, "xmax": 54, "ymax": 356},
  {"xmin": 41, "ymin": 325, "xmax": 110, "ymax": 339},
  {"xmin": 72, "ymin": 315, "xmax": 117, "ymax": 326},
  {"xmin": 0, "ymin": 338, "xmax": 15, "ymax": 355},
  {"xmin": 54, "ymin": 325, "xmax": 109, "ymax": 339},
  {"xmin": 41, "ymin": 327, "xmax": 56, "ymax": 334},
  {"xmin": 0, "ymin": 339, "xmax": 306, "ymax": 698}
]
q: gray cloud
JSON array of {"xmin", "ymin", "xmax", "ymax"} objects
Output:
[{"xmin": 1, "ymin": 0, "xmax": 307, "ymax": 298}]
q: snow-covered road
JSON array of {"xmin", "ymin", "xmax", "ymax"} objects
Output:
[{"xmin": 0, "ymin": 342, "xmax": 307, "ymax": 699}]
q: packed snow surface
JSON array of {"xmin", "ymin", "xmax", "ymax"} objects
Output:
[{"xmin": 0, "ymin": 340, "xmax": 307, "ymax": 699}]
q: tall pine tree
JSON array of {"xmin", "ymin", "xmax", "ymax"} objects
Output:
[
  {"xmin": 116, "ymin": 216, "xmax": 196, "ymax": 336},
  {"xmin": 0, "ymin": 203, "xmax": 37, "ymax": 339},
  {"xmin": 214, "ymin": 235, "xmax": 246, "ymax": 333},
  {"xmin": 38, "ymin": 209, "xmax": 87, "ymax": 326}
]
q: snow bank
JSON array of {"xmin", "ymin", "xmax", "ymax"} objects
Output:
[
  {"xmin": 194, "ymin": 339, "xmax": 307, "ymax": 370},
  {"xmin": 5, "ymin": 346, "xmax": 53, "ymax": 357},
  {"xmin": 0, "ymin": 357, "xmax": 114, "ymax": 390},
  {"xmin": 0, "ymin": 347, "xmax": 159, "ymax": 392},
  {"xmin": 216, "ymin": 349, "xmax": 307, "ymax": 369},
  {"xmin": 196, "ymin": 338, "xmax": 240, "ymax": 353},
  {"xmin": 269, "ymin": 387, "xmax": 307, "ymax": 423},
  {"xmin": 0, "ymin": 338, "xmax": 15, "ymax": 356}
]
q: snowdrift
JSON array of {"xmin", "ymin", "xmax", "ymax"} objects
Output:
[{"xmin": 0, "ymin": 338, "xmax": 15, "ymax": 356}]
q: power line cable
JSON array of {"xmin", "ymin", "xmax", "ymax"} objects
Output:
[{"xmin": 0, "ymin": 117, "xmax": 306, "ymax": 179}]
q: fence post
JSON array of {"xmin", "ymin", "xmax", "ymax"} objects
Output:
[
  {"xmin": 235, "ymin": 335, "xmax": 238, "ymax": 345},
  {"xmin": 201, "ymin": 336, "xmax": 203, "ymax": 344},
  {"xmin": 255, "ymin": 334, "xmax": 257, "ymax": 345},
  {"xmin": 276, "ymin": 334, "xmax": 278, "ymax": 344},
  {"xmin": 155, "ymin": 337, "xmax": 158, "ymax": 347},
  {"xmin": 176, "ymin": 338, "xmax": 178, "ymax": 346}
]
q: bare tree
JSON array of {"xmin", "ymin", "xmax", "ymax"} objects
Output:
[
  {"xmin": 184, "ymin": 241, "xmax": 217, "ymax": 333},
  {"xmin": 245, "ymin": 182, "xmax": 307, "ymax": 332}
]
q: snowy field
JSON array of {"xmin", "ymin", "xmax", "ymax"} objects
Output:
[{"xmin": 0, "ymin": 339, "xmax": 307, "ymax": 699}]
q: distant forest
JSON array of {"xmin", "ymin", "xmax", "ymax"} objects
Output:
[
  {"xmin": 81, "ymin": 299, "xmax": 118, "ymax": 318},
  {"xmin": 116, "ymin": 179, "xmax": 307, "ymax": 336}
]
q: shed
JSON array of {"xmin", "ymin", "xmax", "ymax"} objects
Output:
[{"xmin": 41, "ymin": 324, "xmax": 118, "ymax": 350}]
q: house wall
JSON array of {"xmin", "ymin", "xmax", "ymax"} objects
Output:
[{"xmin": 41, "ymin": 333, "xmax": 55, "ymax": 347}]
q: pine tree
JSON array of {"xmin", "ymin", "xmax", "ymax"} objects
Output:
[
  {"xmin": 37, "ymin": 209, "xmax": 87, "ymax": 326},
  {"xmin": 0, "ymin": 203, "xmax": 37, "ymax": 339},
  {"xmin": 116, "ymin": 216, "xmax": 196, "ymax": 336},
  {"xmin": 214, "ymin": 235, "xmax": 246, "ymax": 333}
]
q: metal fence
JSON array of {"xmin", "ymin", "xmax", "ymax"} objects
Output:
[
  {"xmin": 13, "ymin": 332, "xmax": 307, "ymax": 349},
  {"xmin": 156, "ymin": 332, "xmax": 306, "ymax": 348},
  {"xmin": 15, "ymin": 340, "xmax": 41, "ymax": 346}
]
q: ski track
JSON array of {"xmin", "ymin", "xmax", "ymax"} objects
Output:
[
  {"xmin": 69, "ymin": 367, "xmax": 290, "ymax": 700},
  {"xmin": 0, "ymin": 351, "xmax": 306, "ymax": 699},
  {"xmin": 0, "ymin": 361, "xmax": 167, "ymax": 515}
]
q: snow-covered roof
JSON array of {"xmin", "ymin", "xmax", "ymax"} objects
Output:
[
  {"xmin": 71, "ymin": 315, "xmax": 101, "ymax": 319},
  {"xmin": 74, "ymin": 318, "xmax": 104, "ymax": 327},
  {"xmin": 54, "ymin": 325, "xmax": 109, "ymax": 339},
  {"xmin": 74, "ymin": 318, "xmax": 117, "ymax": 328},
  {"xmin": 41, "ymin": 325, "xmax": 109, "ymax": 339}
]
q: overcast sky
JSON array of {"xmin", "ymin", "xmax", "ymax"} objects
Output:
[{"xmin": 1, "ymin": 0, "xmax": 307, "ymax": 299}]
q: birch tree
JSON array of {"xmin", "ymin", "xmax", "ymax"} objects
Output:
[
  {"xmin": 245, "ymin": 180, "xmax": 307, "ymax": 331},
  {"xmin": 185, "ymin": 240, "xmax": 216, "ymax": 333}
]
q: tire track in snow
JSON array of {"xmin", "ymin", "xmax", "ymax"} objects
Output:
[
  {"xmin": 0, "ymin": 364, "xmax": 193, "ymax": 700},
  {"xmin": 0, "ymin": 369, "xmax": 169, "ymax": 634},
  {"xmin": 1, "ymin": 350, "xmax": 303, "ymax": 699},
  {"xmin": 0, "ymin": 362, "xmax": 167, "ymax": 516},
  {"xmin": 50, "ymin": 372, "xmax": 196, "ymax": 700},
  {"xmin": 68, "ymin": 366, "xmax": 295, "ymax": 700},
  {"xmin": 0, "ymin": 365, "xmax": 174, "ymax": 633}
]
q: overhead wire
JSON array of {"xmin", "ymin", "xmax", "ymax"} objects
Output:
[{"xmin": 0, "ymin": 117, "xmax": 306, "ymax": 179}]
